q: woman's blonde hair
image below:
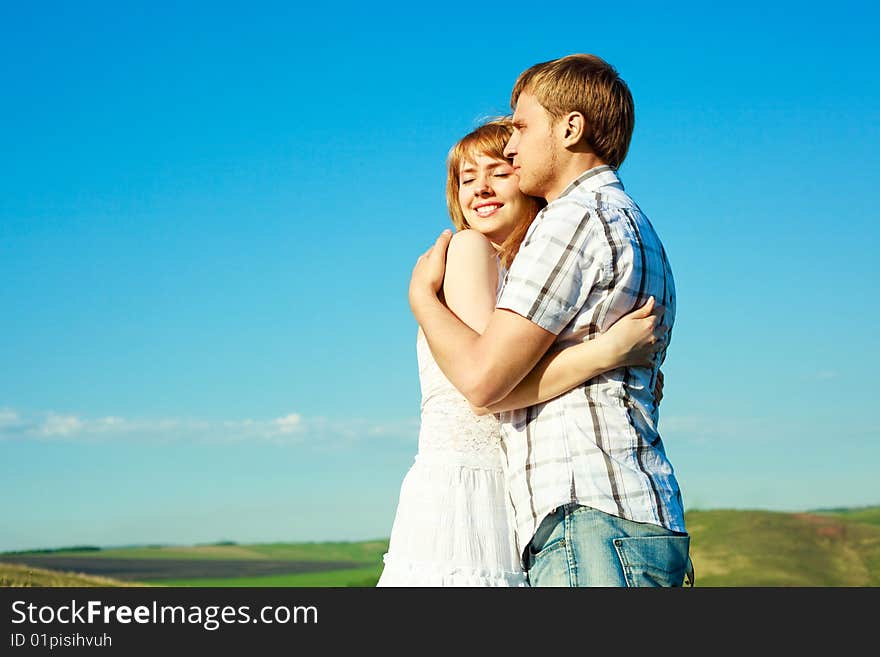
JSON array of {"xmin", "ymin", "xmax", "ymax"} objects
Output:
[{"xmin": 445, "ymin": 118, "xmax": 545, "ymax": 268}]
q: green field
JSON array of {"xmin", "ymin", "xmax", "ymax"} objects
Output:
[
  {"xmin": 3, "ymin": 507, "xmax": 878, "ymax": 587},
  {"xmin": 2, "ymin": 540, "xmax": 389, "ymax": 562},
  {"xmin": 0, "ymin": 540, "xmax": 389, "ymax": 588},
  {"xmin": 685, "ymin": 507, "xmax": 880, "ymax": 586},
  {"xmin": 813, "ymin": 505, "xmax": 880, "ymax": 527},
  {"xmin": 0, "ymin": 562, "xmax": 143, "ymax": 588}
]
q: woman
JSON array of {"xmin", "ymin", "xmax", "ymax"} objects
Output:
[{"xmin": 376, "ymin": 119, "xmax": 665, "ymax": 587}]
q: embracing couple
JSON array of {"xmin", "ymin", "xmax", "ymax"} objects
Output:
[{"xmin": 377, "ymin": 54, "xmax": 693, "ymax": 588}]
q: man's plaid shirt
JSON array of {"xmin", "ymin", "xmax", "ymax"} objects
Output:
[{"xmin": 496, "ymin": 165, "xmax": 686, "ymax": 564}]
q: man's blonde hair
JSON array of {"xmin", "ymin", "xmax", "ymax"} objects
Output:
[
  {"xmin": 511, "ymin": 54, "xmax": 635, "ymax": 169},
  {"xmin": 446, "ymin": 118, "xmax": 544, "ymax": 268}
]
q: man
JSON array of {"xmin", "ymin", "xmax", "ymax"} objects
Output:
[{"xmin": 409, "ymin": 54, "xmax": 691, "ymax": 587}]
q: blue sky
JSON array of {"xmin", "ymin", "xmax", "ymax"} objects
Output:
[{"xmin": 1, "ymin": 1, "xmax": 878, "ymax": 551}]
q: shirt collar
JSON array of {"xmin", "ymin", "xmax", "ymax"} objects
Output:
[{"xmin": 557, "ymin": 165, "xmax": 624, "ymax": 199}]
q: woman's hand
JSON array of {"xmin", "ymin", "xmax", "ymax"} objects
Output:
[
  {"xmin": 602, "ymin": 296, "xmax": 668, "ymax": 369},
  {"xmin": 409, "ymin": 230, "xmax": 453, "ymax": 313}
]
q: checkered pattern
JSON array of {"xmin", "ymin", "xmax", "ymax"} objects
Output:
[{"xmin": 496, "ymin": 166, "xmax": 685, "ymax": 563}]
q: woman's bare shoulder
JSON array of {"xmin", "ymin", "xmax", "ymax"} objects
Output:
[
  {"xmin": 448, "ymin": 228, "xmax": 493, "ymax": 251},
  {"xmin": 441, "ymin": 229, "xmax": 499, "ymax": 334},
  {"xmin": 446, "ymin": 229, "xmax": 496, "ymax": 270}
]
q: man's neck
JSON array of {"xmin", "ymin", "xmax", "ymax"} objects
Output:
[{"xmin": 545, "ymin": 153, "xmax": 607, "ymax": 202}]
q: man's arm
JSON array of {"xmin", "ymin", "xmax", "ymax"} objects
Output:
[
  {"xmin": 409, "ymin": 231, "xmax": 556, "ymax": 407},
  {"xmin": 473, "ymin": 297, "xmax": 665, "ymax": 415}
]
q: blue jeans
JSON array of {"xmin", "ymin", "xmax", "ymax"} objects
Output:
[{"xmin": 525, "ymin": 504, "xmax": 693, "ymax": 587}]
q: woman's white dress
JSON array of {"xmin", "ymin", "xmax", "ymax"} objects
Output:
[{"xmin": 376, "ymin": 328, "xmax": 527, "ymax": 587}]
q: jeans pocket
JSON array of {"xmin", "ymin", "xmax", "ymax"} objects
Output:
[
  {"xmin": 528, "ymin": 508, "xmax": 566, "ymax": 553},
  {"xmin": 612, "ymin": 534, "xmax": 691, "ymax": 587},
  {"xmin": 526, "ymin": 509, "xmax": 568, "ymax": 584},
  {"xmin": 528, "ymin": 535, "xmax": 566, "ymax": 561},
  {"xmin": 527, "ymin": 537, "xmax": 570, "ymax": 587}
]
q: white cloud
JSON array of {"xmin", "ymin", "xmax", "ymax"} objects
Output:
[
  {"xmin": 94, "ymin": 416, "xmax": 126, "ymax": 431},
  {"xmin": 660, "ymin": 415, "xmax": 705, "ymax": 434},
  {"xmin": 274, "ymin": 413, "xmax": 302, "ymax": 434},
  {"xmin": 660, "ymin": 414, "xmax": 782, "ymax": 442},
  {"xmin": 0, "ymin": 408, "xmax": 21, "ymax": 430},
  {"xmin": 367, "ymin": 419, "xmax": 420, "ymax": 437},
  {"xmin": 0, "ymin": 407, "xmax": 418, "ymax": 447},
  {"xmin": 39, "ymin": 413, "xmax": 85, "ymax": 436}
]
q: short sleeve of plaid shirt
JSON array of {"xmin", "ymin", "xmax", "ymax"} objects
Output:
[{"xmin": 496, "ymin": 197, "xmax": 608, "ymax": 334}]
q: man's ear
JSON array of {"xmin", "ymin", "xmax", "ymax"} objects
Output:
[{"xmin": 560, "ymin": 111, "xmax": 586, "ymax": 148}]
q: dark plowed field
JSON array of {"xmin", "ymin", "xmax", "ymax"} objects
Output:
[{"xmin": 0, "ymin": 556, "xmax": 360, "ymax": 581}]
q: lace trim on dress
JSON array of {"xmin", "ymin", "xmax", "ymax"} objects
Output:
[{"xmin": 378, "ymin": 554, "xmax": 528, "ymax": 587}]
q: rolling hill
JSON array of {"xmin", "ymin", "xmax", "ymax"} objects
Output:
[
  {"xmin": 685, "ymin": 507, "xmax": 880, "ymax": 586},
  {"xmin": 2, "ymin": 507, "xmax": 877, "ymax": 586}
]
